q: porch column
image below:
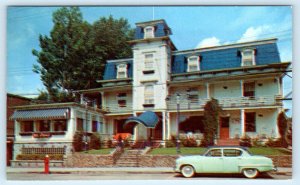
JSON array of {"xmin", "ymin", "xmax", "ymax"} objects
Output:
[
  {"xmin": 166, "ymin": 112, "xmax": 171, "ymax": 140},
  {"xmin": 206, "ymin": 83, "xmax": 210, "ymax": 99},
  {"xmin": 240, "ymin": 80, "xmax": 244, "ymax": 96},
  {"xmin": 240, "ymin": 109, "xmax": 245, "ymax": 137},
  {"xmin": 100, "ymin": 92, "xmax": 105, "ymax": 109},
  {"xmin": 162, "ymin": 111, "xmax": 166, "ymax": 141},
  {"xmin": 276, "ymin": 77, "xmax": 282, "ymax": 96},
  {"xmin": 80, "ymin": 94, "xmax": 84, "ymax": 104},
  {"xmin": 133, "ymin": 112, "xmax": 138, "ymax": 140}
]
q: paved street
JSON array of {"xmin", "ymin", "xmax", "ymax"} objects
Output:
[{"xmin": 7, "ymin": 171, "xmax": 291, "ymax": 180}]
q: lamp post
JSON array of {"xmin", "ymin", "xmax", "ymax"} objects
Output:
[
  {"xmin": 176, "ymin": 93, "xmax": 181, "ymax": 154},
  {"xmin": 85, "ymin": 101, "xmax": 88, "ymax": 153}
]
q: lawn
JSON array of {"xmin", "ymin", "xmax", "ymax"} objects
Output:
[
  {"xmin": 149, "ymin": 147, "xmax": 292, "ymax": 156},
  {"xmin": 81, "ymin": 148, "xmax": 113, "ymax": 155}
]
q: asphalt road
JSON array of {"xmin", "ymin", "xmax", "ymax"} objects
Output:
[{"xmin": 6, "ymin": 171, "xmax": 292, "ymax": 180}]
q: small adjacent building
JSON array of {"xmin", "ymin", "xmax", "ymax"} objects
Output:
[
  {"xmin": 11, "ymin": 103, "xmax": 104, "ymax": 159},
  {"xmin": 7, "ymin": 93, "xmax": 31, "ymax": 165}
]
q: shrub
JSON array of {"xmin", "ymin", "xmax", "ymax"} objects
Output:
[
  {"xmin": 89, "ymin": 133, "xmax": 101, "ymax": 150},
  {"xmin": 239, "ymin": 135, "xmax": 252, "ymax": 147},
  {"xmin": 182, "ymin": 138, "xmax": 198, "ymax": 147},
  {"xmin": 266, "ymin": 137, "xmax": 282, "ymax": 147},
  {"xmin": 165, "ymin": 140, "xmax": 176, "ymax": 147},
  {"xmin": 73, "ymin": 132, "xmax": 84, "ymax": 152},
  {"xmin": 251, "ymin": 137, "xmax": 266, "ymax": 147}
]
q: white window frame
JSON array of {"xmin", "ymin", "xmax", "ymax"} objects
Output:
[
  {"xmin": 144, "ymin": 53, "xmax": 154, "ymax": 70},
  {"xmin": 241, "ymin": 49, "xmax": 256, "ymax": 66},
  {"xmin": 188, "ymin": 88, "xmax": 199, "ymax": 103},
  {"xmin": 144, "ymin": 84, "xmax": 154, "ymax": 104},
  {"xmin": 187, "ymin": 56, "xmax": 200, "ymax": 72},
  {"xmin": 144, "ymin": 26, "xmax": 154, "ymax": 39},
  {"xmin": 116, "ymin": 64, "xmax": 127, "ymax": 79}
]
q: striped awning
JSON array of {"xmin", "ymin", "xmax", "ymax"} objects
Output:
[
  {"xmin": 124, "ymin": 111, "xmax": 159, "ymax": 128},
  {"xmin": 10, "ymin": 108, "xmax": 69, "ymax": 120}
]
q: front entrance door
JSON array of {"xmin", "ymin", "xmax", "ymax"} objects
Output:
[{"xmin": 220, "ymin": 117, "xmax": 230, "ymax": 139}]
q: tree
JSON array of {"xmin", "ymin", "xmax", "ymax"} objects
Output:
[
  {"xmin": 202, "ymin": 98, "xmax": 222, "ymax": 146},
  {"xmin": 277, "ymin": 111, "xmax": 289, "ymax": 147},
  {"xmin": 32, "ymin": 7, "xmax": 134, "ymax": 102}
]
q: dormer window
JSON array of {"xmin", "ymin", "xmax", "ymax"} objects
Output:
[
  {"xmin": 144, "ymin": 26, "xmax": 154, "ymax": 39},
  {"xmin": 117, "ymin": 64, "xmax": 127, "ymax": 79},
  {"xmin": 241, "ymin": 49, "xmax": 256, "ymax": 66},
  {"xmin": 187, "ymin": 56, "xmax": 200, "ymax": 72}
]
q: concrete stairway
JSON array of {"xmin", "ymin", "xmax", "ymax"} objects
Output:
[
  {"xmin": 216, "ymin": 139, "xmax": 240, "ymax": 146},
  {"xmin": 115, "ymin": 149, "xmax": 143, "ymax": 167}
]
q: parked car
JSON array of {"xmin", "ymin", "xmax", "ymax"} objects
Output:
[{"xmin": 175, "ymin": 146, "xmax": 277, "ymax": 178}]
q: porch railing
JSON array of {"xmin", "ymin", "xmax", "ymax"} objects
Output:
[
  {"xmin": 167, "ymin": 95, "xmax": 282, "ymax": 110},
  {"xmin": 103, "ymin": 103, "xmax": 133, "ymax": 113}
]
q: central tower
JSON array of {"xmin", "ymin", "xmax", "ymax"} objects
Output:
[{"xmin": 128, "ymin": 19, "xmax": 176, "ymax": 112}]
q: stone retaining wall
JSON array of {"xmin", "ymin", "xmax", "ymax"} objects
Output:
[
  {"xmin": 267, "ymin": 155, "xmax": 292, "ymax": 167},
  {"xmin": 11, "ymin": 160, "xmax": 64, "ymax": 168},
  {"xmin": 65, "ymin": 154, "xmax": 292, "ymax": 168},
  {"xmin": 65, "ymin": 153, "xmax": 114, "ymax": 167}
]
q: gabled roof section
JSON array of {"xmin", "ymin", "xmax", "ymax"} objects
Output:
[
  {"xmin": 102, "ymin": 58, "xmax": 133, "ymax": 80},
  {"xmin": 172, "ymin": 38, "xmax": 281, "ymax": 74}
]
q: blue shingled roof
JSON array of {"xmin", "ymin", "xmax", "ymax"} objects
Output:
[
  {"xmin": 134, "ymin": 22, "xmax": 171, "ymax": 40},
  {"xmin": 103, "ymin": 60, "xmax": 133, "ymax": 80},
  {"xmin": 11, "ymin": 108, "xmax": 69, "ymax": 120},
  {"xmin": 172, "ymin": 43, "xmax": 281, "ymax": 74},
  {"xmin": 125, "ymin": 111, "xmax": 159, "ymax": 128}
]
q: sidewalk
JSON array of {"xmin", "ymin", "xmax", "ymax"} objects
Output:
[
  {"xmin": 6, "ymin": 167, "xmax": 292, "ymax": 175},
  {"xmin": 6, "ymin": 167, "xmax": 173, "ymax": 173}
]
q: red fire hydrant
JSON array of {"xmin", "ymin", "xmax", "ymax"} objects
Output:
[{"xmin": 44, "ymin": 155, "xmax": 50, "ymax": 174}]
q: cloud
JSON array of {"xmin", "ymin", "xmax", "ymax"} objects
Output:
[
  {"xmin": 237, "ymin": 25, "xmax": 272, "ymax": 43},
  {"xmin": 196, "ymin": 37, "xmax": 221, "ymax": 48}
]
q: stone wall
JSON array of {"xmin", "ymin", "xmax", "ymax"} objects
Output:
[
  {"xmin": 65, "ymin": 154, "xmax": 292, "ymax": 168},
  {"xmin": 66, "ymin": 153, "xmax": 114, "ymax": 167},
  {"xmin": 267, "ymin": 155, "xmax": 292, "ymax": 167},
  {"xmin": 138, "ymin": 155, "xmax": 178, "ymax": 167}
]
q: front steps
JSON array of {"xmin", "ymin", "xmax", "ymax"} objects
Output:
[{"xmin": 115, "ymin": 149, "xmax": 143, "ymax": 167}]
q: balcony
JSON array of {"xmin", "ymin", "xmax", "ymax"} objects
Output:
[
  {"xmin": 167, "ymin": 95, "xmax": 282, "ymax": 110},
  {"xmin": 103, "ymin": 103, "xmax": 133, "ymax": 113}
]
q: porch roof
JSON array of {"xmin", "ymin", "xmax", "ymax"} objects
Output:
[
  {"xmin": 10, "ymin": 108, "xmax": 69, "ymax": 120},
  {"xmin": 124, "ymin": 111, "xmax": 159, "ymax": 128}
]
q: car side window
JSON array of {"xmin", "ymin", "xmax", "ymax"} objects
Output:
[
  {"xmin": 223, "ymin": 149, "xmax": 242, "ymax": 157},
  {"xmin": 205, "ymin": 149, "xmax": 222, "ymax": 157}
]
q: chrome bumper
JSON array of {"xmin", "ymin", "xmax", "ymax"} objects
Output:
[{"xmin": 273, "ymin": 166, "xmax": 278, "ymax": 172}]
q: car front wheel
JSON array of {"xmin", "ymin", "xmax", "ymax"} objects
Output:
[
  {"xmin": 243, "ymin": 168, "xmax": 259, "ymax": 178},
  {"xmin": 181, "ymin": 165, "xmax": 195, "ymax": 178}
]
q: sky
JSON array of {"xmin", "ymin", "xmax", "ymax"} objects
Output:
[{"xmin": 6, "ymin": 6, "xmax": 292, "ymax": 115}]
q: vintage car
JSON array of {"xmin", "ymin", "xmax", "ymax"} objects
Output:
[{"xmin": 175, "ymin": 146, "xmax": 277, "ymax": 178}]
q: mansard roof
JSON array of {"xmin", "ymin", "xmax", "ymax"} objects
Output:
[
  {"xmin": 103, "ymin": 58, "xmax": 133, "ymax": 80},
  {"xmin": 172, "ymin": 38, "xmax": 281, "ymax": 74}
]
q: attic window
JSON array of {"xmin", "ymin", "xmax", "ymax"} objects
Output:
[
  {"xmin": 144, "ymin": 26, "xmax": 154, "ymax": 39},
  {"xmin": 117, "ymin": 64, "xmax": 127, "ymax": 79},
  {"xmin": 241, "ymin": 49, "xmax": 256, "ymax": 66},
  {"xmin": 187, "ymin": 56, "xmax": 200, "ymax": 72}
]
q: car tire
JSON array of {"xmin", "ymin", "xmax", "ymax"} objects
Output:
[
  {"xmin": 181, "ymin": 165, "xmax": 195, "ymax": 178},
  {"xmin": 243, "ymin": 168, "xmax": 259, "ymax": 179}
]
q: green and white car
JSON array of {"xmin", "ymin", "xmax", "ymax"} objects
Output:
[{"xmin": 175, "ymin": 146, "xmax": 277, "ymax": 178}]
